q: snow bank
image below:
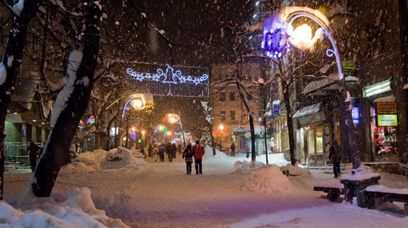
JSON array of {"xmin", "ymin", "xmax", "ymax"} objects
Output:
[
  {"xmin": 1, "ymin": 187, "xmax": 128, "ymax": 227},
  {"xmin": 241, "ymin": 166, "xmax": 297, "ymax": 195},
  {"xmin": 202, "ymin": 146, "xmax": 290, "ymax": 174},
  {"xmin": 60, "ymin": 147, "xmax": 147, "ymax": 174},
  {"xmin": 281, "ymin": 163, "xmax": 310, "ymax": 176},
  {"xmin": 232, "ymin": 160, "xmax": 266, "ymax": 174}
]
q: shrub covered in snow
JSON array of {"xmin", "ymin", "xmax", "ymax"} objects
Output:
[
  {"xmin": 241, "ymin": 166, "xmax": 297, "ymax": 195},
  {"xmin": 1, "ymin": 187, "xmax": 128, "ymax": 227},
  {"xmin": 60, "ymin": 147, "xmax": 148, "ymax": 174}
]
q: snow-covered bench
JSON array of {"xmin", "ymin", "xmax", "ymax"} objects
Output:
[
  {"xmin": 313, "ymin": 183, "xmax": 344, "ymax": 202},
  {"xmin": 364, "ymin": 185, "xmax": 408, "ymax": 216}
]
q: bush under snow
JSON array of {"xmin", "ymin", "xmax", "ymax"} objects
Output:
[
  {"xmin": 1, "ymin": 187, "xmax": 128, "ymax": 227},
  {"xmin": 60, "ymin": 147, "xmax": 147, "ymax": 174},
  {"xmin": 241, "ymin": 166, "xmax": 297, "ymax": 195},
  {"xmin": 280, "ymin": 163, "xmax": 310, "ymax": 176}
]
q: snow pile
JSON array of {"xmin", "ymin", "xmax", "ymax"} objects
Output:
[
  {"xmin": 241, "ymin": 166, "xmax": 297, "ymax": 195},
  {"xmin": 232, "ymin": 160, "xmax": 266, "ymax": 173},
  {"xmin": 1, "ymin": 187, "xmax": 128, "ymax": 227},
  {"xmin": 0, "ymin": 63, "xmax": 6, "ymax": 85},
  {"xmin": 60, "ymin": 147, "xmax": 147, "ymax": 174},
  {"xmin": 255, "ymin": 153, "xmax": 290, "ymax": 167},
  {"xmin": 280, "ymin": 163, "xmax": 310, "ymax": 176},
  {"xmin": 202, "ymin": 146, "xmax": 237, "ymax": 174},
  {"xmin": 50, "ymin": 50, "xmax": 83, "ymax": 126}
]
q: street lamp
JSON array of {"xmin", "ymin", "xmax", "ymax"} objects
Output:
[{"xmin": 262, "ymin": 7, "xmax": 360, "ymax": 170}]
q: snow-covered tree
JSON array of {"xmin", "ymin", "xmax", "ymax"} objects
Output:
[
  {"xmin": 32, "ymin": 0, "xmax": 102, "ymax": 197},
  {"xmin": 0, "ymin": 0, "xmax": 43, "ymax": 200}
]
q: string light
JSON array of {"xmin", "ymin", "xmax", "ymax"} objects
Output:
[{"xmin": 126, "ymin": 64, "xmax": 209, "ymax": 85}]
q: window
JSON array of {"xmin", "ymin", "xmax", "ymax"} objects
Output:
[
  {"xmin": 230, "ymin": 111, "xmax": 236, "ymax": 121},
  {"xmin": 220, "ymin": 91, "xmax": 226, "ymax": 101},
  {"xmin": 229, "ymin": 92, "xmax": 236, "ymax": 101},
  {"xmin": 220, "ymin": 111, "xmax": 226, "ymax": 120}
]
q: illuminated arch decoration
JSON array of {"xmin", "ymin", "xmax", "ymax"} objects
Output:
[{"xmin": 125, "ymin": 64, "xmax": 209, "ymax": 98}]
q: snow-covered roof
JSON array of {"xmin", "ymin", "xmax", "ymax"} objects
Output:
[
  {"xmin": 232, "ymin": 126, "xmax": 264, "ymax": 135},
  {"xmin": 302, "ymin": 73, "xmax": 338, "ymax": 95},
  {"xmin": 292, "ymin": 103, "xmax": 322, "ymax": 119}
]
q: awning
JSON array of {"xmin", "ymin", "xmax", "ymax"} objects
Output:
[
  {"xmin": 293, "ymin": 103, "xmax": 322, "ymax": 119},
  {"xmin": 302, "ymin": 73, "xmax": 338, "ymax": 95}
]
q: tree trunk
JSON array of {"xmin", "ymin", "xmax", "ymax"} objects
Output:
[
  {"xmin": 209, "ymin": 123, "xmax": 216, "ymax": 155},
  {"xmin": 32, "ymin": 1, "xmax": 102, "ymax": 197},
  {"xmin": 283, "ymin": 83, "xmax": 296, "ymax": 165},
  {"xmin": 398, "ymin": 0, "xmax": 408, "ymax": 163},
  {"xmin": 249, "ymin": 114, "xmax": 256, "ymax": 161},
  {"xmin": 0, "ymin": 0, "xmax": 42, "ymax": 200}
]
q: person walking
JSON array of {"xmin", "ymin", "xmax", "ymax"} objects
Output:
[
  {"xmin": 193, "ymin": 140, "xmax": 205, "ymax": 175},
  {"xmin": 329, "ymin": 140, "xmax": 341, "ymax": 178},
  {"xmin": 159, "ymin": 144, "xmax": 166, "ymax": 162},
  {"xmin": 230, "ymin": 142, "xmax": 236, "ymax": 156},
  {"xmin": 171, "ymin": 143, "xmax": 177, "ymax": 159},
  {"xmin": 27, "ymin": 142, "xmax": 39, "ymax": 172},
  {"xmin": 182, "ymin": 143, "xmax": 194, "ymax": 175}
]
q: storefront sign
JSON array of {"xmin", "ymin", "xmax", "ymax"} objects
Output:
[
  {"xmin": 377, "ymin": 114, "xmax": 398, "ymax": 127},
  {"xmin": 376, "ymin": 102, "xmax": 397, "ymax": 114},
  {"xmin": 352, "ymin": 107, "xmax": 360, "ymax": 125},
  {"xmin": 273, "ymin": 100, "xmax": 280, "ymax": 115}
]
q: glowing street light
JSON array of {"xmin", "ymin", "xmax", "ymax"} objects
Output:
[
  {"xmin": 218, "ymin": 124, "xmax": 225, "ymax": 131},
  {"xmin": 261, "ymin": 6, "xmax": 360, "ymax": 169},
  {"xmin": 130, "ymin": 98, "xmax": 144, "ymax": 110}
]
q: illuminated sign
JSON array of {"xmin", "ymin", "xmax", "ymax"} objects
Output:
[
  {"xmin": 377, "ymin": 114, "xmax": 398, "ymax": 127},
  {"xmin": 352, "ymin": 107, "xmax": 360, "ymax": 125},
  {"xmin": 363, "ymin": 80, "xmax": 391, "ymax": 98},
  {"xmin": 376, "ymin": 102, "xmax": 397, "ymax": 114}
]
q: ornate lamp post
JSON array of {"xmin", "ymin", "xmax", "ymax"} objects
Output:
[{"xmin": 262, "ymin": 7, "xmax": 361, "ymax": 170}]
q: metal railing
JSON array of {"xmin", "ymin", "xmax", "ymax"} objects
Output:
[{"xmin": 4, "ymin": 142, "xmax": 43, "ymax": 167}]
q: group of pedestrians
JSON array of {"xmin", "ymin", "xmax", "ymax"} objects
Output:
[
  {"xmin": 147, "ymin": 140, "xmax": 205, "ymax": 175},
  {"xmin": 182, "ymin": 141, "xmax": 205, "ymax": 175}
]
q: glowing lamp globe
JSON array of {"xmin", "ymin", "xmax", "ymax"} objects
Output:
[
  {"xmin": 130, "ymin": 98, "xmax": 144, "ymax": 109},
  {"xmin": 291, "ymin": 24, "xmax": 313, "ymax": 50}
]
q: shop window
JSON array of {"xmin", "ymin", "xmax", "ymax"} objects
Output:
[
  {"xmin": 220, "ymin": 91, "xmax": 226, "ymax": 101},
  {"xmin": 220, "ymin": 111, "xmax": 226, "ymax": 120},
  {"xmin": 229, "ymin": 92, "xmax": 236, "ymax": 101},
  {"xmin": 230, "ymin": 111, "xmax": 236, "ymax": 121}
]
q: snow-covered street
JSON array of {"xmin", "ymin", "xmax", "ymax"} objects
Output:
[{"xmin": 3, "ymin": 148, "xmax": 408, "ymax": 227}]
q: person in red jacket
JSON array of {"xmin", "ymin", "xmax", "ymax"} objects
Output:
[{"xmin": 193, "ymin": 140, "xmax": 205, "ymax": 174}]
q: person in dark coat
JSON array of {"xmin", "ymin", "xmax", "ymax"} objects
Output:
[
  {"xmin": 193, "ymin": 140, "xmax": 205, "ymax": 174},
  {"xmin": 27, "ymin": 142, "xmax": 39, "ymax": 172},
  {"xmin": 329, "ymin": 141, "xmax": 341, "ymax": 178},
  {"xmin": 148, "ymin": 143, "xmax": 153, "ymax": 157},
  {"xmin": 159, "ymin": 144, "xmax": 166, "ymax": 162},
  {"xmin": 171, "ymin": 143, "xmax": 177, "ymax": 159},
  {"xmin": 182, "ymin": 143, "xmax": 194, "ymax": 175},
  {"xmin": 230, "ymin": 143, "xmax": 236, "ymax": 156},
  {"xmin": 166, "ymin": 142, "xmax": 173, "ymax": 162}
]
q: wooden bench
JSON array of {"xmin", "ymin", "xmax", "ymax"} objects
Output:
[
  {"xmin": 364, "ymin": 185, "xmax": 408, "ymax": 216},
  {"xmin": 313, "ymin": 184, "xmax": 344, "ymax": 202}
]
